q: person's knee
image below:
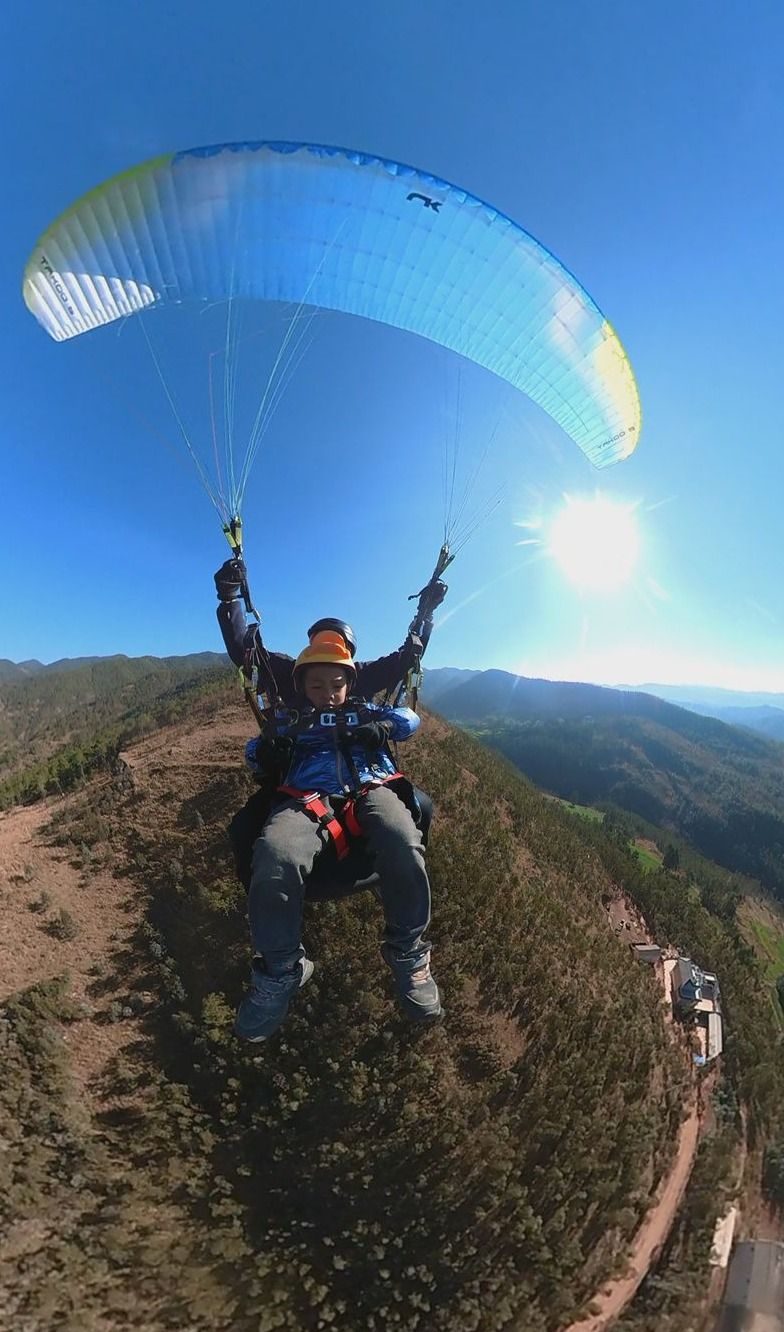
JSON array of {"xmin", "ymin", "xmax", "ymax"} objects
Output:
[
  {"xmin": 374, "ymin": 837, "xmax": 428, "ymax": 882},
  {"xmin": 363, "ymin": 790, "xmax": 421, "ymax": 836},
  {"xmin": 251, "ymin": 834, "xmax": 298, "ymax": 884},
  {"xmin": 375, "ymin": 812, "xmax": 426, "ymax": 859},
  {"xmin": 249, "ymin": 854, "xmax": 301, "ymax": 911}
]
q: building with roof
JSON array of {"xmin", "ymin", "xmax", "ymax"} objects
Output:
[
  {"xmin": 672, "ymin": 958, "xmax": 720, "ymax": 1012},
  {"xmin": 715, "ymin": 1240, "xmax": 784, "ymax": 1331},
  {"xmin": 632, "ymin": 943, "xmax": 662, "ymax": 965},
  {"xmin": 671, "ymin": 957, "xmax": 724, "ymax": 1063}
]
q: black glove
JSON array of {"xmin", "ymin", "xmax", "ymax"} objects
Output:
[
  {"xmin": 351, "ymin": 720, "xmax": 394, "ymax": 751},
  {"xmin": 252, "ymin": 735, "xmax": 294, "ymax": 779},
  {"xmin": 424, "ymin": 579, "xmax": 447, "ymax": 611},
  {"xmin": 214, "ymin": 557, "xmax": 247, "ymax": 602},
  {"xmin": 270, "ymin": 735, "xmax": 294, "ymax": 773}
]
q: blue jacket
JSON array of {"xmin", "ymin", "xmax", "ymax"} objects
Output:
[{"xmin": 245, "ymin": 701, "xmax": 420, "ymax": 796}]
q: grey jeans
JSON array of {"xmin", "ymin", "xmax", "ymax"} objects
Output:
[{"xmin": 248, "ymin": 784, "xmax": 431, "ymax": 973}]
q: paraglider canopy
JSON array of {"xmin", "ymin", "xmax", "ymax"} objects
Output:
[{"xmin": 23, "ymin": 139, "xmax": 641, "ymax": 528}]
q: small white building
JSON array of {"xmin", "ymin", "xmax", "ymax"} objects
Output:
[{"xmin": 710, "ymin": 1206, "xmax": 737, "ymax": 1268}]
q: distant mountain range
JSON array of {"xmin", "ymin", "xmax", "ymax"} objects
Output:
[
  {"xmin": 421, "ymin": 666, "xmax": 784, "ymax": 898},
  {"xmin": 0, "ymin": 653, "xmax": 225, "ymax": 682},
  {"xmin": 622, "ymin": 682, "xmax": 784, "ymax": 711},
  {"xmin": 423, "ymin": 668, "xmax": 784, "ymax": 741},
  {"xmin": 5, "ymin": 652, "xmax": 784, "ymax": 895},
  {"xmin": 6, "ymin": 655, "xmax": 781, "ymax": 733},
  {"xmin": 618, "ymin": 682, "xmax": 784, "ymax": 741},
  {"xmin": 421, "ymin": 667, "xmax": 736, "ymax": 733}
]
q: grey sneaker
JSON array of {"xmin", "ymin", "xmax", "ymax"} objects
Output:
[
  {"xmin": 234, "ymin": 956, "xmax": 314, "ymax": 1042},
  {"xmin": 382, "ymin": 945, "xmax": 443, "ymax": 1021}
]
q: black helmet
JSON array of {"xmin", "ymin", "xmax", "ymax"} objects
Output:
[{"xmin": 307, "ymin": 617, "xmax": 357, "ymax": 657}]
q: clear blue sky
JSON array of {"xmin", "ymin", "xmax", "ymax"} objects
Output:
[{"xmin": 3, "ymin": 1, "xmax": 783, "ymax": 689}]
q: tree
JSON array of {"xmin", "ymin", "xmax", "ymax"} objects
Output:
[{"xmin": 662, "ymin": 845, "xmax": 680, "ymax": 872}]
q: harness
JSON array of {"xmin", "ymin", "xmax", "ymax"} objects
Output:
[
  {"xmin": 277, "ymin": 773, "xmax": 404, "ymax": 860},
  {"xmin": 266, "ymin": 700, "xmax": 404, "ymax": 859}
]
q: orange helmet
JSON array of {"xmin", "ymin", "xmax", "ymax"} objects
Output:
[{"xmin": 293, "ymin": 631, "xmax": 356, "ymax": 688}]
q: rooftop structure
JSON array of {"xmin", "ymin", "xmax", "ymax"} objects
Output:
[
  {"xmin": 632, "ymin": 943, "xmax": 662, "ymax": 965},
  {"xmin": 708, "ymin": 1011, "xmax": 724, "ymax": 1060},
  {"xmin": 715, "ymin": 1240, "xmax": 784, "ymax": 1332},
  {"xmin": 672, "ymin": 957, "xmax": 722, "ymax": 1015},
  {"xmin": 710, "ymin": 1206, "xmax": 737, "ymax": 1269},
  {"xmin": 671, "ymin": 956, "xmax": 724, "ymax": 1064}
]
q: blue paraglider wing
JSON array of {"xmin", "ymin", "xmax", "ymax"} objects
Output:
[{"xmin": 23, "ymin": 140, "xmax": 640, "ymax": 468}]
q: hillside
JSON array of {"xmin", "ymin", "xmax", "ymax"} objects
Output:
[
  {"xmin": 424, "ymin": 668, "xmax": 784, "ymax": 900},
  {"xmin": 5, "ymin": 662, "xmax": 784, "ymax": 1328},
  {"xmin": 4, "ymin": 691, "xmax": 760, "ymax": 1331},
  {"xmin": 0, "ymin": 652, "xmax": 230, "ymax": 805}
]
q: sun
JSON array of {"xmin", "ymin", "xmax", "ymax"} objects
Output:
[{"xmin": 547, "ymin": 494, "xmax": 640, "ymax": 591}]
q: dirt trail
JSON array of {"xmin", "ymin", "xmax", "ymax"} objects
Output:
[
  {"xmin": 561, "ymin": 1097, "xmax": 700, "ymax": 1331},
  {"xmin": 0, "ymin": 702, "xmax": 251, "ymax": 1104},
  {"xmin": 0, "ymin": 790, "xmax": 143, "ymax": 1099}
]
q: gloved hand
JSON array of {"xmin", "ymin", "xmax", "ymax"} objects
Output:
[
  {"xmin": 351, "ymin": 720, "xmax": 394, "ymax": 751},
  {"xmin": 424, "ymin": 579, "xmax": 447, "ymax": 611},
  {"xmin": 267, "ymin": 735, "xmax": 294, "ymax": 774},
  {"xmin": 245, "ymin": 735, "xmax": 293, "ymax": 778},
  {"xmin": 214, "ymin": 557, "xmax": 247, "ymax": 602}
]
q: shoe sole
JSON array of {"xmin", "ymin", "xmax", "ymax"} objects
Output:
[{"xmin": 399, "ymin": 1000, "xmax": 444, "ymax": 1023}]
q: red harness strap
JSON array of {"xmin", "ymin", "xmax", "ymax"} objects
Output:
[
  {"xmin": 341, "ymin": 800, "xmax": 363, "ymax": 841},
  {"xmin": 277, "ymin": 787, "xmax": 351, "ymax": 859},
  {"xmin": 277, "ymin": 774, "xmax": 403, "ymax": 861}
]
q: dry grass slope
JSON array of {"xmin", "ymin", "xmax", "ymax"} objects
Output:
[{"xmin": 0, "ymin": 698, "xmax": 718, "ymax": 1331}]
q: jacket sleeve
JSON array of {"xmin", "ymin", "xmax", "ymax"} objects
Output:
[
  {"xmin": 217, "ymin": 599, "xmax": 250, "ymax": 667},
  {"xmin": 372, "ymin": 702, "xmax": 421, "ymax": 742},
  {"xmin": 355, "ymin": 637, "xmax": 418, "ymax": 700},
  {"xmin": 216, "ymin": 603, "xmax": 297, "ymax": 704}
]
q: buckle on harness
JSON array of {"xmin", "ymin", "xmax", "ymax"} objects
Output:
[{"xmin": 319, "ymin": 710, "xmax": 360, "ymax": 728}]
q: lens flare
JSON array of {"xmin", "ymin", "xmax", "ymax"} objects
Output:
[{"xmin": 547, "ymin": 494, "xmax": 640, "ymax": 591}]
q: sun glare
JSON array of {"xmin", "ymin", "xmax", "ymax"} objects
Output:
[{"xmin": 547, "ymin": 494, "xmax": 640, "ymax": 591}]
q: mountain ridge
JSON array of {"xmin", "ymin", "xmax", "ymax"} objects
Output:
[
  {"xmin": 422, "ymin": 666, "xmax": 784, "ymax": 900},
  {"xmin": 423, "ymin": 667, "xmax": 784, "ymax": 740}
]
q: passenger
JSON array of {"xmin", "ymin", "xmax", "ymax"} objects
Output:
[{"xmin": 234, "ymin": 630, "xmax": 442, "ymax": 1041}]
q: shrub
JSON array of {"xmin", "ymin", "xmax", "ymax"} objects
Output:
[{"xmin": 46, "ymin": 908, "xmax": 79, "ymax": 941}]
